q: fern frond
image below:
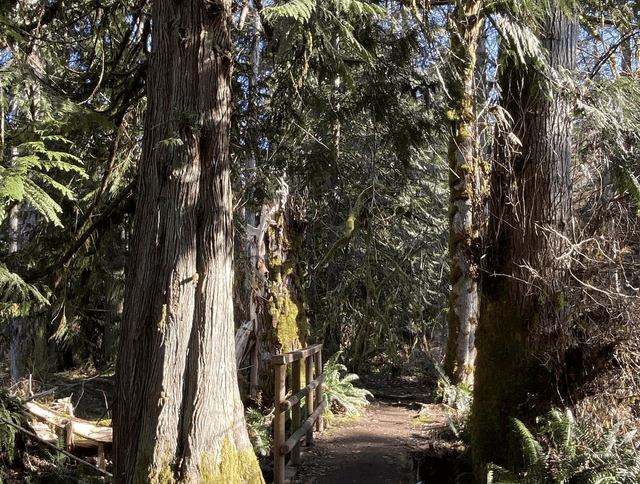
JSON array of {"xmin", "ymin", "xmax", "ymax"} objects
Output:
[
  {"xmin": 40, "ymin": 152, "xmax": 86, "ymax": 174},
  {"xmin": 0, "ymin": 264, "xmax": 49, "ymax": 306},
  {"xmin": 492, "ymin": 13, "xmax": 549, "ymax": 71},
  {"xmin": 30, "ymin": 171, "xmax": 76, "ymax": 200},
  {"xmin": 245, "ymin": 407, "xmax": 273, "ymax": 457},
  {"xmin": 486, "ymin": 463, "xmax": 520, "ymax": 484},
  {"xmin": 541, "ymin": 407, "xmax": 577, "ymax": 457},
  {"xmin": 22, "ymin": 177, "xmax": 63, "ymax": 226},
  {"xmin": 0, "ymin": 169, "xmax": 25, "ymax": 202},
  {"xmin": 334, "ymin": 0, "xmax": 385, "ymax": 18},
  {"xmin": 263, "ymin": 0, "xmax": 316, "ymax": 23},
  {"xmin": 613, "ymin": 166, "xmax": 640, "ymax": 215},
  {"xmin": 323, "ymin": 351, "xmax": 372, "ymax": 416},
  {"xmin": 0, "ymin": 387, "xmax": 27, "ymax": 464},
  {"xmin": 587, "ymin": 469, "xmax": 617, "ymax": 484},
  {"xmin": 511, "ymin": 418, "xmax": 545, "ymax": 472}
]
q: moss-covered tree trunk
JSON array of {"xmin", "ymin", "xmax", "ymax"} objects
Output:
[
  {"xmin": 113, "ymin": 0, "xmax": 263, "ymax": 482},
  {"xmin": 471, "ymin": 8, "xmax": 577, "ymax": 482},
  {"xmin": 246, "ymin": 179, "xmax": 307, "ymax": 402},
  {"xmin": 443, "ymin": 0, "xmax": 485, "ymax": 387}
]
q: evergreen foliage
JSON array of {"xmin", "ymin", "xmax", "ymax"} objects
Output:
[
  {"xmin": 1, "ymin": 0, "xmax": 640, "ymax": 479},
  {"xmin": 0, "ymin": 387, "xmax": 25, "ymax": 465},
  {"xmin": 488, "ymin": 409, "xmax": 640, "ymax": 484},
  {"xmin": 246, "ymin": 407, "xmax": 273, "ymax": 458},
  {"xmin": 235, "ymin": 0, "xmax": 450, "ymax": 373},
  {"xmin": 0, "ymin": 0, "xmax": 144, "ymax": 367},
  {"xmin": 576, "ymin": 76, "xmax": 640, "ymax": 213},
  {"xmin": 323, "ymin": 351, "xmax": 372, "ymax": 417},
  {"xmin": 0, "ymin": 136, "xmax": 86, "ymax": 227}
]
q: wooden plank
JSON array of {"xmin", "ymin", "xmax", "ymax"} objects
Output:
[
  {"xmin": 24, "ymin": 402, "xmax": 112, "ymax": 443},
  {"xmin": 280, "ymin": 400, "xmax": 326, "ymax": 455},
  {"xmin": 280, "ymin": 373, "xmax": 325, "ymax": 412},
  {"xmin": 235, "ymin": 320, "xmax": 254, "ymax": 368},
  {"xmin": 273, "ymin": 363, "xmax": 287, "ymax": 484},
  {"xmin": 271, "ymin": 344, "xmax": 323, "ymax": 365},
  {"xmin": 30, "ymin": 421, "xmax": 57, "ymax": 444}
]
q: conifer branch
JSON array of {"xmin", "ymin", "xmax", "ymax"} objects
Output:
[{"xmin": 33, "ymin": 179, "xmax": 135, "ymax": 284}]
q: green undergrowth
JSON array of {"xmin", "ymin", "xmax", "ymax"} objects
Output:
[
  {"xmin": 488, "ymin": 408, "xmax": 640, "ymax": 484},
  {"xmin": 246, "ymin": 407, "xmax": 273, "ymax": 458},
  {"xmin": 436, "ymin": 365, "xmax": 473, "ymax": 441},
  {"xmin": 0, "ymin": 387, "xmax": 26, "ymax": 466},
  {"xmin": 323, "ymin": 351, "xmax": 373, "ymax": 418}
]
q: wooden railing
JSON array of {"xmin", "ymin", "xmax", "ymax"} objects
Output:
[{"xmin": 272, "ymin": 343, "xmax": 325, "ymax": 484}]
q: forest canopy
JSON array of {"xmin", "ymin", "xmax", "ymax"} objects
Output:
[{"xmin": 0, "ymin": 0, "xmax": 639, "ymax": 482}]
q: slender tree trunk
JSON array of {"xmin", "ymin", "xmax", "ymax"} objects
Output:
[
  {"xmin": 9, "ymin": 19, "xmax": 46, "ymax": 381},
  {"xmin": 443, "ymin": 0, "xmax": 485, "ymax": 387},
  {"xmin": 314, "ymin": 69, "xmax": 344, "ymax": 358},
  {"xmin": 471, "ymin": 8, "xmax": 577, "ymax": 482},
  {"xmin": 113, "ymin": 1, "xmax": 263, "ymax": 482}
]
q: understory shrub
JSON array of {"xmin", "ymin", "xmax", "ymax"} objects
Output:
[
  {"xmin": 0, "ymin": 388, "xmax": 26, "ymax": 466},
  {"xmin": 435, "ymin": 366, "xmax": 472, "ymax": 440},
  {"xmin": 323, "ymin": 351, "xmax": 373, "ymax": 417},
  {"xmin": 488, "ymin": 408, "xmax": 640, "ymax": 484},
  {"xmin": 246, "ymin": 407, "xmax": 273, "ymax": 457}
]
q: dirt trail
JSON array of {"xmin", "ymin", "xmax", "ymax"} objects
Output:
[{"xmin": 289, "ymin": 400, "xmax": 448, "ymax": 484}]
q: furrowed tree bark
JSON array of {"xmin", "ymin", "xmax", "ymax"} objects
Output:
[
  {"xmin": 113, "ymin": 1, "xmax": 264, "ymax": 482},
  {"xmin": 443, "ymin": 0, "xmax": 485, "ymax": 387},
  {"xmin": 471, "ymin": 7, "xmax": 577, "ymax": 482}
]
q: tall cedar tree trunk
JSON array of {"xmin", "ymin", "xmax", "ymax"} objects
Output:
[
  {"xmin": 443, "ymin": 0, "xmax": 485, "ymax": 386},
  {"xmin": 471, "ymin": 8, "xmax": 577, "ymax": 482},
  {"xmin": 113, "ymin": 1, "xmax": 264, "ymax": 482}
]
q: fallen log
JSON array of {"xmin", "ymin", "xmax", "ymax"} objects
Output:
[
  {"xmin": 24, "ymin": 401, "xmax": 112, "ymax": 444},
  {"xmin": 24, "ymin": 401, "xmax": 111, "ymax": 470}
]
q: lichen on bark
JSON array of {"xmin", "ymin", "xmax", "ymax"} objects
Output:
[
  {"xmin": 442, "ymin": 0, "xmax": 486, "ymax": 387},
  {"xmin": 267, "ymin": 256, "xmax": 307, "ymax": 353}
]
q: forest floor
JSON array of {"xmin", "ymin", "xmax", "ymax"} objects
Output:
[
  {"xmin": 287, "ymin": 377, "xmax": 467, "ymax": 484},
  {"xmin": 2, "ymin": 371, "xmax": 467, "ymax": 483}
]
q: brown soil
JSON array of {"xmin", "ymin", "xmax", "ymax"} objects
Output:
[{"xmin": 288, "ymin": 390, "xmax": 455, "ymax": 484}]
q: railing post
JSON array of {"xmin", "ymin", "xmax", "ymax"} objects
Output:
[
  {"xmin": 274, "ymin": 362, "xmax": 286, "ymax": 484},
  {"xmin": 305, "ymin": 355, "xmax": 315, "ymax": 445},
  {"xmin": 272, "ymin": 344, "xmax": 325, "ymax": 482},
  {"xmin": 291, "ymin": 359, "xmax": 301, "ymax": 466},
  {"xmin": 315, "ymin": 350, "xmax": 324, "ymax": 432},
  {"xmin": 250, "ymin": 340, "xmax": 259, "ymax": 399}
]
